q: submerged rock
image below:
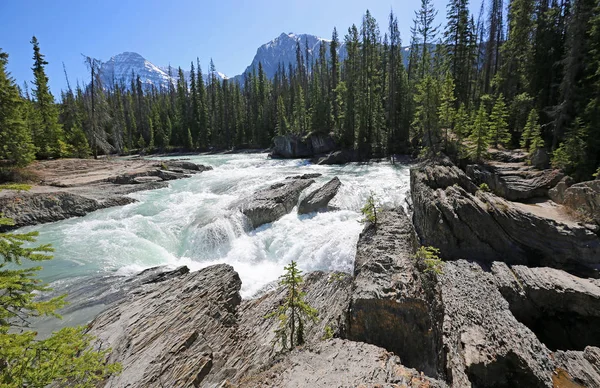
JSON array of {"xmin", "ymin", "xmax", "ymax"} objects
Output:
[
  {"xmin": 316, "ymin": 149, "xmax": 357, "ymax": 165},
  {"xmin": 411, "ymin": 158, "xmax": 600, "ymax": 274},
  {"xmin": 297, "ymin": 177, "xmax": 341, "ymax": 214},
  {"xmin": 239, "ymin": 179, "xmax": 314, "ymax": 228},
  {"xmin": 285, "ymin": 173, "xmax": 322, "ymax": 180}
]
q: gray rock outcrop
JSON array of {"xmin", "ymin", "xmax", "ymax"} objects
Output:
[
  {"xmin": 411, "ymin": 158, "xmax": 600, "ymax": 274},
  {"xmin": 241, "ymin": 339, "xmax": 447, "ymax": 388},
  {"xmin": 271, "ymin": 133, "xmax": 337, "ymax": 158},
  {"xmin": 492, "ymin": 262, "xmax": 600, "ymax": 351},
  {"xmin": 239, "ymin": 179, "xmax": 314, "ymax": 228},
  {"xmin": 0, "ymin": 192, "xmax": 136, "ymax": 231},
  {"xmin": 297, "ymin": 177, "xmax": 341, "ymax": 214},
  {"xmin": 465, "ymin": 163, "xmax": 564, "ymax": 201},
  {"xmin": 88, "ymin": 265, "xmax": 353, "ymax": 387},
  {"xmin": 440, "ymin": 260, "xmax": 555, "ymax": 387},
  {"xmin": 549, "ymin": 175, "xmax": 574, "ymax": 204},
  {"xmin": 347, "ymin": 209, "xmax": 445, "ymax": 378},
  {"xmin": 562, "ymin": 180, "xmax": 600, "ymax": 224}
]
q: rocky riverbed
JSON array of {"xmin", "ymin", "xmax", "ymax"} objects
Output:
[
  {"xmin": 0, "ymin": 157, "xmax": 212, "ymax": 230},
  {"xmin": 5, "ymin": 153, "xmax": 600, "ymax": 387}
]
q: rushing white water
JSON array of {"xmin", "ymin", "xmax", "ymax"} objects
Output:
[{"xmin": 21, "ymin": 154, "xmax": 410, "ymax": 316}]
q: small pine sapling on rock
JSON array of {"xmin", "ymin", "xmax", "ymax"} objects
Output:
[
  {"xmin": 361, "ymin": 192, "xmax": 381, "ymax": 226},
  {"xmin": 265, "ymin": 261, "xmax": 318, "ymax": 352}
]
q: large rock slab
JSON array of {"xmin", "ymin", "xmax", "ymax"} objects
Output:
[
  {"xmin": 89, "ymin": 265, "xmax": 353, "ymax": 387},
  {"xmin": 347, "ymin": 209, "xmax": 445, "ymax": 379},
  {"xmin": 492, "ymin": 263, "xmax": 600, "ymax": 351},
  {"xmin": 0, "ymin": 192, "xmax": 136, "ymax": 231},
  {"xmin": 411, "ymin": 158, "xmax": 600, "ymax": 275},
  {"xmin": 440, "ymin": 260, "xmax": 554, "ymax": 387},
  {"xmin": 89, "ymin": 264, "xmax": 242, "ymax": 388},
  {"xmin": 465, "ymin": 163, "xmax": 564, "ymax": 201},
  {"xmin": 298, "ymin": 177, "xmax": 341, "ymax": 214},
  {"xmin": 241, "ymin": 339, "xmax": 448, "ymax": 388},
  {"xmin": 562, "ymin": 180, "xmax": 600, "ymax": 225},
  {"xmin": 239, "ymin": 179, "xmax": 314, "ymax": 228},
  {"xmin": 553, "ymin": 347, "xmax": 600, "ymax": 387}
]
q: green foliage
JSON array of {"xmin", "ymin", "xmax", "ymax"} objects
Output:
[
  {"xmin": 520, "ymin": 109, "xmax": 540, "ymax": 149},
  {"xmin": 29, "ymin": 37, "xmax": 64, "ymax": 159},
  {"xmin": 415, "ymin": 246, "xmax": 444, "ymax": 275},
  {"xmin": 551, "ymin": 118, "xmax": 588, "ymax": 175},
  {"xmin": 0, "ymin": 218, "xmax": 121, "ymax": 385},
  {"xmin": 467, "ymin": 105, "xmax": 490, "ymax": 161},
  {"xmin": 488, "ymin": 94, "xmax": 511, "ymax": 147},
  {"xmin": 438, "ymin": 73, "xmax": 456, "ymax": 149},
  {"xmin": 322, "ymin": 324, "xmax": 334, "ymax": 340},
  {"xmin": 0, "ymin": 50, "xmax": 36, "ymax": 167},
  {"xmin": 0, "ymin": 183, "xmax": 32, "ymax": 192},
  {"xmin": 478, "ymin": 183, "xmax": 491, "ymax": 192},
  {"xmin": 360, "ymin": 192, "xmax": 380, "ymax": 225},
  {"xmin": 265, "ymin": 261, "xmax": 318, "ymax": 351},
  {"xmin": 412, "ymin": 75, "xmax": 440, "ymax": 152}
]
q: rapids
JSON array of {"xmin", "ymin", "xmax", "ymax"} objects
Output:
[{"xmin": 18, "ymin": 154, "xmax": 410, "ymax": 332}]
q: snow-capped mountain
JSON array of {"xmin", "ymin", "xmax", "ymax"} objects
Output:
[
  {"xmin": 97, "ymin": 33, "xmax": 415, "ymax": 90},
  {"xmin": 98, "ymin": 52, "xmax": 226, "ymax": 90}
]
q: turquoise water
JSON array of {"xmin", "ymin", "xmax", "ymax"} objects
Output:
[{"xmin": 20, "ymin": 154, "xmax": 409, "ymax": 319}]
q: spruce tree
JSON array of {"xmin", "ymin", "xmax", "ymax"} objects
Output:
[
  {"xmin": 488, "ymin": 94, "xmax": 511, "ymax": 148},
  {"xmin": 30, "ymin": 36, "xmax": 64, "ymax": 158},
  {"xmin": 0, "ymin": 50, "xmax": 36, "ymax": 166},
  {"xmin": 265, "ymin": 261, "xmax": 318, "ymax": 351},
  {"xmin": 520, "ymin": 108, "xmax": 539, "ymax": 149},
  {"xmin": 468, "ymin": 104, "xmax": 490, "ymax": 161},
  {"xmin": 438, "ymin": 73, "xmax": 456, "ymax": 150}
]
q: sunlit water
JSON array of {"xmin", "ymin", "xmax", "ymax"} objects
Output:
[{"xmin": 18, "ymin": 153, "xmax": 410, "ymax": 331}]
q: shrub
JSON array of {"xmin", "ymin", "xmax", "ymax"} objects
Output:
[
  {"xmin": 361, "ymin": 192, "xmax": 380, "ymax": 225},
  {"xmin": 478, "ymin": 183, "xmax": 491, "ymax": 192},
  {"xmin": 416, "ymin": 246, "xmax": 444, "ymax": 275}
]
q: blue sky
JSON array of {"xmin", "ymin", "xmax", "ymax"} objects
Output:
[{"xmin": 1, "ymin": 0, "xmax": 480, "ymax": 96}]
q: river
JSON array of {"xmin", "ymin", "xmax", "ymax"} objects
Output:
[{"xmin": 19, "ymin": 153, "xmax": 410, "ymax": 333}]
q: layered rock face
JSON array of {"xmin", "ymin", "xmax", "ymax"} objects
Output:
[
  {"xmin": 347, "ymin": 209, "xmax": 445, "ymax": 378},
  {"xmin": 411, "ymin": 158, "xmax": 600, "ymax": 274},
  {"xmin": 0, "ymin": 160, "xmax": 211, "ymax": 231},
  {"xmin": 238, "ymin": 179, "xmax": 314, "ymax": 228},
  {"xmin": 297, "ymin": 177, "xmax": 341, "ymax": 214},
  {"xmin": 0, "ymin": 192, "xmax": 137, "ymax": 231},
  {"xmin": 88, "ymin": 265, "xmax": 356, "ymax": 387},
  {"xmin": 465, "ymin": 163, "xmax": 563, "ymax": 201}
]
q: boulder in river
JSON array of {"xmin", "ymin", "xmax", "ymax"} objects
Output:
[
  {"xmin": 271, "ymin": 133, "xmax": 337, "ymax": 158},
  {"xmin": 297, "ymin": 177, "xmax": 341, "ymax": 214},
  {"xmin": 239, "ymin": 179, "xmax": 314, "ymax": 228}
]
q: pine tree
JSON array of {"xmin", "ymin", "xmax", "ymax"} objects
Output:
[
  {"xmin": 265, "ymin": 261, "xmax": 318, "ymax": 351},
  {"xmin": 488, "ymin": 94, "xmax": 511, "ymax": 147},
  {"xmin": 30, "ymin": 36, "xmax": 64, "ymax": 158},
  {"xmin": 276, "ymin": 95, "xmax": 289, "ymax": 135},
  {"xmin": 468, "ymin": 104, "xmax": 490, "ymax": 161},
  {"xmin": 438, "ymin": 73, "xmax": 456, "ymax": 150},
  {"xmin": 520, "ymin": 108, "xmax": 539, "ymax": 149},
  {"xmin": 454, "ymin": 102, "xmax": 470, "ymax": 157},
  {"xmin": 412, "ymin": 75, "xmax": 440, "ymax": 153},
  {"xmin": 0, "ymin": 50, "xmax": 36, "ymax": 166},
  {"xmin": 0, "ymin": 211, "xmax": 121, "ymax": 385}
]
